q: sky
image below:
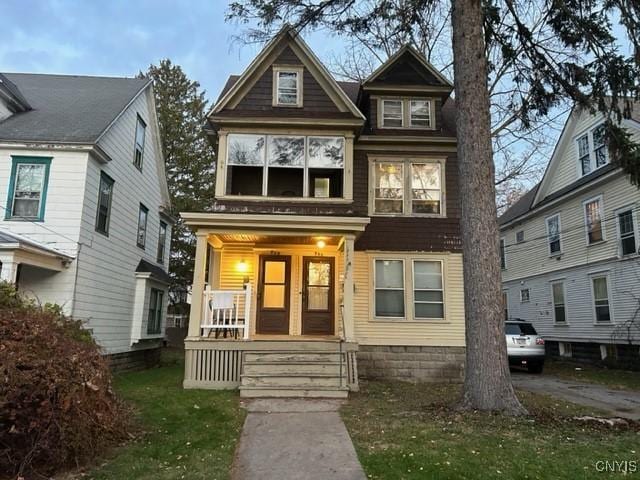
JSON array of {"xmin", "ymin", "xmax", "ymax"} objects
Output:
[{"xmin": 1, "ymin": 0, "xmax": 345, "ymax": 102}]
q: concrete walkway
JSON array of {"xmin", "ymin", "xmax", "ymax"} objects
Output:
[
  {"xmin": 231, "ymin": 399, "xmax": 367, "ymax": 480},
  {"xmin": 512, "ymin": 372, "xmax": 640, "ymax": 420}
]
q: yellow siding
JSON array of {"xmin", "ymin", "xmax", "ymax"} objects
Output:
[{"xmin": 353, "ymin": 251, "xmax": 465, "ymax": 346}]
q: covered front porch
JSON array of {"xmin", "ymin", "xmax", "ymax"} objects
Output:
[{"xmin": 181, "ymin": 213, "xmax": 369, "ymax": 395}]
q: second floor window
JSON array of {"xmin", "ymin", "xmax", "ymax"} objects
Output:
[
  {"xmin": 274, "ymin": 69, "xmax": 301, "ymax": 106},
  {"xmin": 576, "ymin": 123, "xmax": 608, "ymax": 176},
  {"xmin": 137, "ymin": 204, "xmax": 148, "ymax": 249},
  {"xmin": 95, "ymin": 172, "xmax": 114, "ymax": 235},
  {"xmin": 134, "ymin": 115, "xmax": 146, "ymax": 170},
  {"xmin": 617, "ymin": 209, "xmax": 637, "ymax": 256},
  {"xmin": 584, "ymin": 196, "xmax": 604, "ymax": 244},
  {"xmin": 372, "ymin": 160, "xmax": 443, "ymax": 216},
  {"xmin": 157, "ymin": 221, "xmax": 167, "ymax": 263},
  {"xmin": 6, "ymin": 157, "xmax": 51, "ymax": 221},
  {"xmin": 546, "ymin": 214, "xmax": 561, "ymax": 255}
]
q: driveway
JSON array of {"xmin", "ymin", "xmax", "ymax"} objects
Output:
[{"xmin": 512, "ymin": 372, "xmax": 640, "ymax": 420}]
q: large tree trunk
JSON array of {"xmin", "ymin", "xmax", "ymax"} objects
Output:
[{"xmin": 451, "ymin": 0, "xmax": 526, "ymax": 414}]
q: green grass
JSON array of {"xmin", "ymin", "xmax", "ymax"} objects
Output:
[
  {"xmin": 80, "ymin": 349, "xmax": 245, "ymax": 480},
  {"xmin": 544, "ymin": 360, "xmax": 640, "ymax": 391},
  {"xmin": 342, "ymin": 380, "xmax": 640, "ymax": 480}
]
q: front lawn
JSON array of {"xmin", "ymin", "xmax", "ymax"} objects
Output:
[
  {"xmin": 342, "ymin": 380, "xmax": 640, "ymax": 480},
  {"xmin": 544, "ymin": 360, "xmax": 640, "ymax": 391},
  {"xmin": 81, "ymin": 350, "xmax": 245, "ymax": 480}
]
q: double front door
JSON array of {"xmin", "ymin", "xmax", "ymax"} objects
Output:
[{"xmin": 256, "ymin": 255, "xmax": 334, "ymax": 335}]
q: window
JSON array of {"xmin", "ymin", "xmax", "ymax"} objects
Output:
[
  {"xmin": 147, "ymin": 288, "xmax": 164, "ymax": 335},
  {"xmin": 410, "ymin": 100, "xmax": 431, "ymax": 127},
  {"xmin": 502, "ymin": 291, "xmax": 509, "ymax": 321},
  {"xmin": 413, "ymin": 261, "xmax": 444, "ymax": 319},
  {"xmin": 157, "ymin": 221, "xmax": 167, "ymax": 263},
  {"xmin": 546, "ymin": 214, "xmax": 562, "ymax": 255},
  {"xmin": 95, "ymin": 172, "xmax": 114, "ymax": 235},
  {"xmin": 134, "ymin": 115, "xmax": 146, "ymax": 170},
  {"xmin": 137, "ymin": 204, "xmax": 148, "ymax": 249},
  {"xmin": 520, "ymin": 288, "xmax": 530, "ymax": 303},
  {"xmin": 274, "ymin": 68, "xmax": 301, "ymax": 106},
  {"xmin": 499, "ymin": 238, "xmax": 506, "ymax": 270},
  {"xmin": 372, "ymin": 160, "xmax": 443, "ymax": 216},
  {"xmin": 374, "ymin": 259, "xmax": 405, "ymax": 317},
  {"xmin": 617, "ymin": 209, "xmax": 637, "ymax": 256},
  {"xmin": 381, "ymin": 100, "xmax": 403, "ymax": 127},
  {"xmin": 559, "ymin": 342, "xmax": 572, "ymax": 357},
  {"xmin": 576, "ymin": 123, "xmax": 609, "ymax": 176},
  {"xmin": 5, "ymin": 156, "xmax": 51, "ymax": 221},
  {"xmin": 225, "ymin": 134, "xmax": 344, "ymax": 198},
  {"xmin": 551, "ymin": 282, "xmax": 566, "ymax": 323},
  {"xmin": 591, "ymin": 275, "xmax": 611, "ymax": 323},
  {"xmin": 584, "ymin": 196, "xmax": 604, "ymax": 244},
  {"xmin": 516, "ymin": 230, "xmax": 525, "ymax": 243}
]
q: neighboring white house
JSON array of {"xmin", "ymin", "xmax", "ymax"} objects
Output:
[
  {"xmin": 499, "ymin": 104, "xmax": 640, "ymax": 366},
  {"xmin": 0, "ymin": 72, "xmax": 173, "ymax": 368}
]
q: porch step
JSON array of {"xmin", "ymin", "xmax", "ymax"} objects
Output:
[
  {"xmin": 241, "ymin": 373, "xmax": 345, "ymax": 388},
  {"xmin": 239, "ymin": 386, "xmax": 349, "ymax": 399},
  {"xmin": 244, "ymin": 352, "xmax": 342, "ymax": 363},
  {"xmin": 243, "ymin": 361, "xmax": 342, "ymax": 375}
]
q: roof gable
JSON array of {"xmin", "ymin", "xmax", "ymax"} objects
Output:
[{"xmin": 211, "ymin": 26, "xmax": 364, "ymax": 121}]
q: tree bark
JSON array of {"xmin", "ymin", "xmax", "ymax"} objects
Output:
[{"xmin": 451, "ymin": 0, "xmax": 527, "ymax": 414}]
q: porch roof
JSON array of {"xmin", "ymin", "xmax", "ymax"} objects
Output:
[
  {"xmin": 180, "ymin": 213, "xmax": 370, "ymax": 237},
  {"xmin": 0, "ymin": 228, "xmax": 74, "ymax": 272}
]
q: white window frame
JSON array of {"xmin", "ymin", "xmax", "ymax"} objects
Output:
[
  {"xmin": 583, "ymin": 194, "xmax": 605, "ymax": 245},
  {"xmin": 381, "ymin": 99, "xmax": 404, "ymax": 128},
  {"xmin": 550, "ymin": 280, "xmax": 567, "ymax": 324},
  {"xmin": 373, "ymin": 258, "xmax": 406, "ymax": 320},
  {"xmin": 272, "ymin": 66, "xmax": 303, "ymax": 107},
  {"xmin": 614, "ymin": 205, "xmax": 638, "ymax": 257},
  {"xmin": 590, "ymin": 272, "xmax": 613, "ymax": 324},
  {"xmin": 546, "ymin": 213, "xmax": 562, "ymax": 256},
  {"xmin": 377, "ymin": 97, "xmax": 436, "ymax": 129},
  {"xmin": 575, "ymin": 122, "xmax": 609, "ymax": 177},
  {"xmin": 520, "ymin": 288, "xmax": 530, "ymax": 303},
  {"xmin": 370, "ymin": 158, "xmax": 446, "ymax": 218},
  {"xmin": 411, "ymin": 259, "xmax": 445, "ymax": 320},
  {"xmin": 409, "ymin": 99, "xmax": 432, "ymax": 128}
]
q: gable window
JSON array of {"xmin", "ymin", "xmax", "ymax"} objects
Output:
[
  {"xmin": 516, "ymin": 230, "xmax": 525, "ymax": 243},
  {"xmin": 225, "ymin": 134, "xmax": 344, "ymax": 198},
  {"xmin": 520, "ymin": 288, "xmax": 530, "ymax": 303},
  {"xmin": 413, "ymin": 260, "xmax": 444, "ymax": 319},
  {"xmin": 147, "ymin": 288, "xmax": 164, "ymax": 334},
  {"xmin": 616, "ymin": 208, "xmax": 637, "ymax": 256},
  {"xmin": 137, "ymin": 204, "xmax": 148, "ymax": 249},
  {"xmin": 546, "ymin": 214, "xmax": 562, "ymax": 255},
  {"xmin": 591, "ymin": 274, "xmax": 612, "ymax": 323},
  {"xmin": 409, "ymin": 100, "xmax": 432, "ymax": 127},
  {"xmin": 374, "ymin": 259, "xmax": 405, "ymax": 318},
  {"xmin": 379, "ymin": 98, "xmax": 434, "ymax": 129},
  {"xmin": 273, "ymin": 67, "xmax": 302, "ymax": 107},
  {"xmin": 134, "ymin": 115, "xmax": 146, "ymax": 171},
  {"xmin": 381, "ymin": 100, "xmax": 403, "ymax": 127},
  {"xmin": 372, "ymin": 159, "xmax": 443, "ymax": 216},
  {"xmin": 584, "ymin": 196, "xmax": 604, "ymax": 244},
  {"xmin": 499, "ymin": 238, "xmax": 506, "ymax": 270},
  {"xmin": 95, "ymin": 172, "xmax": 114, "ymax": 235},
  {"xmin": 157, "ymin": 221, "xmax": 167, "ymax": 263},
  {"xmin": 577, "ymin": 123, "xmax": 608, "ymax": 176},
  {"xmin": 551, "ymin": 281, "xmax": 566, "ymax": 323},
  {"xmin": 5, "ymin": 156, "xmax": 51, "ymax": 221}
]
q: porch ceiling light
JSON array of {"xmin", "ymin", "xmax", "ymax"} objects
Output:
[
  {"xmin": 236, "ymin": 259, "xmax": 249, "ymax": 273},
  {"xmin": 316, "ymin": 239, "xmax": 326, "ymax": 249}
]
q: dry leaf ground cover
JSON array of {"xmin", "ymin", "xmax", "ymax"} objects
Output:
[
  {"xmin": 342, "ymin": 380, "xmax": 640, "ymax": 480},
  {"xmin": 80, "ymin": 350, "xmax": 245, "ymax": 480}
]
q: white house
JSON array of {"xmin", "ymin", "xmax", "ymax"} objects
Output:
[
  {"xmin": 499, "ymin": 104, "xmax": 640, "ymax": 367},
  {"xmin": 0, "ymin": 72, "xmax": 173, "ymax": 369}
]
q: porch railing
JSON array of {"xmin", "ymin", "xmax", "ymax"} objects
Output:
[{"xmin": 201, "ymin": 285, "xmax": 252, "ymax": 339}]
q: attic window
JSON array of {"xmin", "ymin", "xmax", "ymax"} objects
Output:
[
  {"xmin": 273, "ymin": 67, "xmax": 302, "ymax": 107},
  {"xmin": 380, "ymin": 98, "xmax": 434, "ymax": 129}
]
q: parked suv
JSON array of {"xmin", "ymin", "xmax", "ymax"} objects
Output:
[{"xmin": 505, "ymin": 320, "xmax": 545, "ymax": 373}]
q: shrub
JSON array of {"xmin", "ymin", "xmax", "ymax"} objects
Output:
[{"xmin": 0, "ymin": 283, "xmax": 130, "ymax": 477}]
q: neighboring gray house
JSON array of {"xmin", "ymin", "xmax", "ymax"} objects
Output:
[
  {"xmin": 499, "ymin": 104, "xmax": 640, "ymax": 367},
  {"xmin": 0, "ymin": 72, "xmax": 173, "ymax": 368}
]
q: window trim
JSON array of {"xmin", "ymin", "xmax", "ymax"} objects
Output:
[
  {"xmin": 146, "ymin": 287, "xmax": 164, "ymax": 335},
  {"xmin": 137, "ymin": 203, "xmax": 149, "ymax": 249},
  {"xmin": 589, "ymin": 272, "xmax": 613, "ymax": 324},
  {"xmin": 373, "ymin": 258, "xmax": 406, "ymax": 320},
  {"xmin": 409, "ymin": 99, "xmax": 432, "ymax": 128},
  {"xmin": 545, "ymin": 213, "xmax": 562, "ymax": 256},
  {"xmin": 575, "ymin": 122, "xmax": 609, "ymax": 178},
  {"xmin": 381, "ymin": 99, "xmax": 404, "ymax": 128},
  {"xmin": 499, "ymin": 237, "xmax": 507, "ymax": 270},
  {"xmin": 515, "ymin": 230, "xmax": 525, "ymax": 243},
  {"xmin": 550, "ymin": 280, "xmax": 568, "ymax": 324},
  {"xmin": 502, "ymin": 289, "xmax": 509, "ymax": 322},
  {"xmin": 583, "ymin": 194, "xmax": 606, "ymax": 245},
  {"xmin": 5, "ymin": 156, "xmax": 52, "ymax": 222},
  {"xmin": 411, "ymin": 259, "xmax": 445, "ymax": 320},
  {"xmin": 369, "ymin": 157, "xmax": 446, "ymax": 218},
  {"xmin": 133, "ymin": 114, "xmax": 146, "ymax": 171},
  {"xmin": 520, "ymin": 288, "xmax": 530, "ymax": 303},
  {"xmin": 157, "ymin": 220, "xmax": 167, "ymax": 263},
  {"xmin": 377, "ymin": 97, "xmax": 436, "ymax": 130},
  {"xmin": 614, "ymin": 205, "xmax": 638, "ymax": 257},
  {"xmin": 272, "ymin": 66, "xmax": 303, "ymax": 107},
  {"xmin": 95, "ymin": 171, "xmax": 114, "ymax": 236}
]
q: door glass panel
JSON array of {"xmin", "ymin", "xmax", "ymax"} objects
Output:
[
  {"xmin": 308, "ymin": 286, "xmax": 329, "ymax": 310},
  {"xmin": 308, "ymin": 261, "xmax": 330, "ymax": 286},
  {"xmin": 264, "ymin": 261, "xmax": 285, "ymax": 283},
  {"xmin": 263, "ymin": 285, "xmax": 285, "ymax": 308}
]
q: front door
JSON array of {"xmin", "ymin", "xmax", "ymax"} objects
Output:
[
  {"xmin": 256, "ymin": 255, "xmax": 291, "ymax": 334},
  {"xmin": 302, "ymin": 257, "xmax": 335, "ymax": 335}
]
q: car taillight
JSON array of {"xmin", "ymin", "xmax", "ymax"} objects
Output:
[{"xmin": 536, "ymin": 338, "xmax": 545, "ymax": 345}]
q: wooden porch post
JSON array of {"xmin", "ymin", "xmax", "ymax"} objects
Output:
[
  {"xmin": 0, "ymin": 255, "xmax": 18, "ymax": 284},
  {"xmin": 342, "ymin": 234, "xmax": 356, "ymax": 341},
  {"xmin": 187, "ymin": 232, "xmax": 209, "ymax": 338}
]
